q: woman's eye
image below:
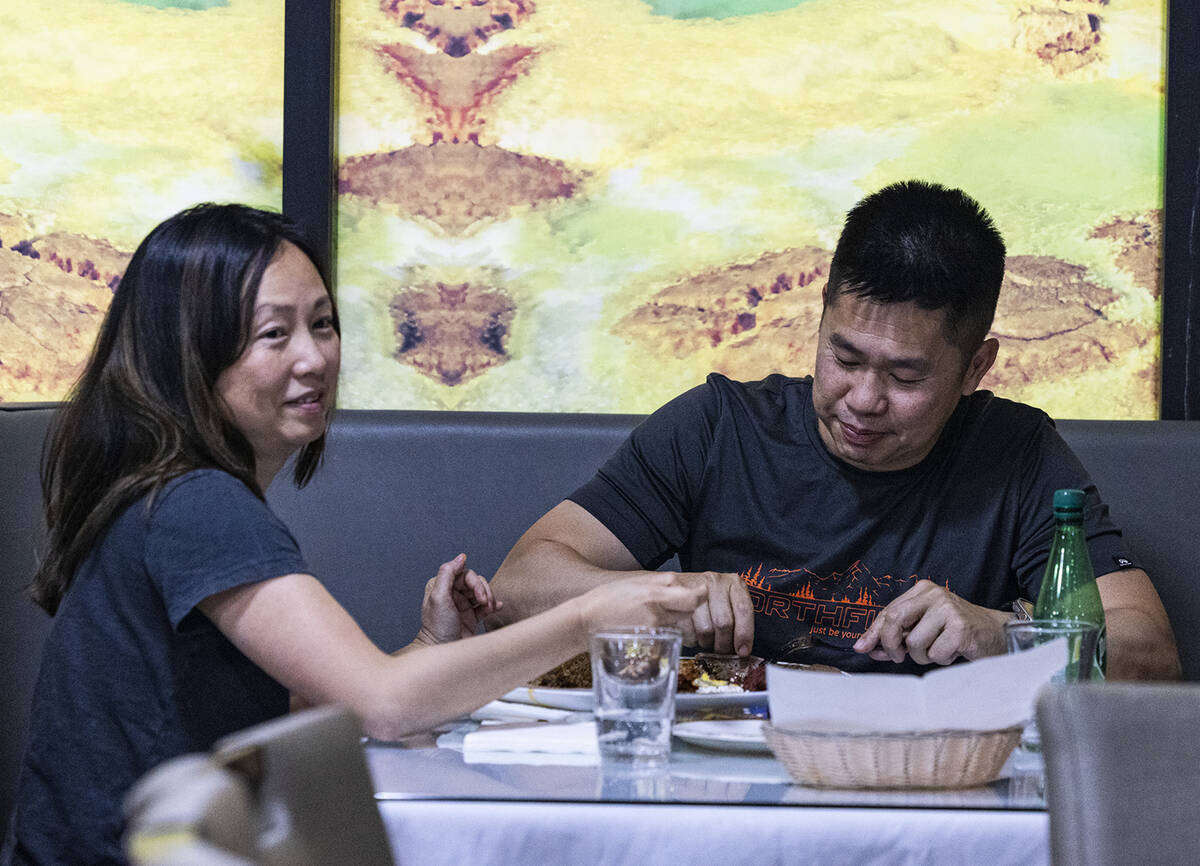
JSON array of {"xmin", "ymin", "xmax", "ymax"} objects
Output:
[
  {"xmin": 259, "ymin": 327, "xmax": 286, "ymax": 340},
  {"xmin": 313, "ymin": 316, "xmax": 336, "ymax": 331}
]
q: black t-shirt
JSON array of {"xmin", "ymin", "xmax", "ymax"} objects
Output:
[
  {"xmin": 4, "ymin": 470, "xmax": 308, "ymax": 865},
  {"xmin": 570, "ymin": 374, "xmax": 1134, "ymax": 674}
]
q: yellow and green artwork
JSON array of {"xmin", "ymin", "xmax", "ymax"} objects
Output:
[
  {"xmin": 335, "ymin": 0, "xmax": 1165, "ymax": 418},
  {"xmin": 0, "ymin": 0, "xmax": 283, "ymax": 403},
  {"xmin": 1, "ymin": 0, "xmax": 1166, "ymax": 420}
]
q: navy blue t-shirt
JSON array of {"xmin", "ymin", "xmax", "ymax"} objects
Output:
[
  {"xmin": 570, "ymin": 374, "xmax": 1135, "ymax": 674},
  {"xmin": 4, "ymin": 470, "xmax": 308, "ymax": 865}
]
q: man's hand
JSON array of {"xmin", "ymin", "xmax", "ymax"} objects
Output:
[
  {"xmin": 672, "ymin": 571, "xmax": 756, "ymax": 656},
  {"xmin": 852, "ymin": 580, "xmax": 1008, "ymax": 665},
  {"xmin": 416, "ymin": 554, "xmax": 501, "ymax": 646}
]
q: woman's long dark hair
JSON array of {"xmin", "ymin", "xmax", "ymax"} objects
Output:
[{"xmin": 30, "ymin": 203, "xmax": 338, "ymax": 615}]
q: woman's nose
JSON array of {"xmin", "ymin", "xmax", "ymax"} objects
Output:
[{"xmin": 292, "ymin": 332, "xmax": 334, "ymax": 375}]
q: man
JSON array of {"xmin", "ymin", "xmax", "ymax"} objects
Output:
[{"xmin": 490, "ymin": 180, "xmax": 1179, "ymax": 679}]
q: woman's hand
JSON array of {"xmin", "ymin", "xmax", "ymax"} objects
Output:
[
  {"xmin": 415, "ymin": 554, "xmax": 502, "ymax": 646},
  {"xmin": 574, "ymin": 572, "xmax": 707, "ymax": 634}
]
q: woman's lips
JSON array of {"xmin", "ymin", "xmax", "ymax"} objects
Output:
[{"xmin": 285, "ymin": 393, "xmax": 325, "ymax": 414}]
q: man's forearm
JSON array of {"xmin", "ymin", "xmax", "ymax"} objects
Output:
[
  {"xmin": 1105, "ymin": 606, "xmax": 1181, "ymax": 680},
  {"xmin": 488, "ymin": 536, "xmax": 636, "ymax": 627}
]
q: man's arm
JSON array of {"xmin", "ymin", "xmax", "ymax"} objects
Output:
[
  {"xmin": 489, "ymin": 500, "xmax": 755, "ymax": 655},
  {"xmin": 1097, "ymin": 567, "xmax": 1180, "ymax": 680},
  {"xmin": 852, "ymin": 568, "xmax": 1181, "ymax": 679},
  {"xmin": 851, "ymin": 580, "xmax": 1010, "ymax": 665}
]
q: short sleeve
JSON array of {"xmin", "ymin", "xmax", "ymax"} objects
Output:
[
  {"xmin": 568, "ymin": 380, "xmax": 720, "ymax": 568},
  {"xmin": 145, "ymin": 470, "xmax": 311, "ymax": 629},
  {"xmin": 1011, "ymin": 419, "xmax": 1137, "ymax": 599}
]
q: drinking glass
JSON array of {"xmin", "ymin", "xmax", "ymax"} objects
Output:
[
  {"xmin": 1004, "ymin": 618, "xmax": 1101, "ymax": 753},
  {"xmin": 589, "ymin": 627, "xmax": 682, "ymax": 767}
]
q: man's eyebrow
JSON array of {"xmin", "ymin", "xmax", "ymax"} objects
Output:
[
  {"xmin": 829, "ymin": 333, "xmax": 861, "ymax": 355},
  {"xmin": 829, "ymin": 332, "xmax": 932, "ymax": 373}
]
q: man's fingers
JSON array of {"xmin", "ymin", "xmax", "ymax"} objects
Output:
[
  {"xmin": 434, "ymin": 553, "xmax": 467, "ymax": 588},
  {"xmin": 729, "ymin": 578, "xmax": 755, "ymax": 656},
  {"xmin": 854, "ymin": 617, "xmax": 882, "ymax": 653},
  {"xmin": 463, "ymin": 569, "xmax": 494, "ymax": 608},
  {"xmin": 691, "ymin": 599, "xmax": 715, "ymax": 649},
  {"xmin": 705, "ymin": 581, "xmax": 737, "ymax": 654}
]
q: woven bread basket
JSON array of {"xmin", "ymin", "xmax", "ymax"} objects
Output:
[{"xmin": 762, "ymin": 723, "xmax": 1021, "ymax": 789}]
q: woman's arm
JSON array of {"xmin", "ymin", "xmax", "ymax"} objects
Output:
[{"xmin": 199, "ymin": 568, "xmax": 704, "ymax": 740}]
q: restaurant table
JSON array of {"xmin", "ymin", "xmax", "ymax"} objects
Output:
[{"xmin": 366, "ymin": 719, "xmax": 1049, "ymax": 866}]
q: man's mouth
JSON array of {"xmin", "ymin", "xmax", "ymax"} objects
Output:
[{"xmin": 839, "ymin": 420, "xmax": 884, "ymax": 445}]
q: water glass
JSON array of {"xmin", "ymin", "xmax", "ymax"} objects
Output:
[
  {"xmin": 1004, "ymin": 618, "xmax": 1101, "ymax": 753},
  {"xmin": 590, "ymin": 627, "xmax": 682, "ymax": 766}
]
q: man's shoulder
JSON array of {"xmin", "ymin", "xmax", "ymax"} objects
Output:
[
  {"xmin": 953, "ymin": 390, "xmax": 1056, "ymax": 460},
  {"xmin": 702, "ymin": 372, "xmax": 812, "ymax": 411},
  {"xmin": 962, "ymin": 390, "xmax": 1051, "ymax": 428}
]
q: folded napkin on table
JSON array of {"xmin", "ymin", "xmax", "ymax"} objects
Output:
[
  {"xmin": 469, "ymin": 700, "xmax": 581, "ymax": 724},
  {"xmin": 461, "ymin": 720, "xmax": 600, "ymax": 766}
]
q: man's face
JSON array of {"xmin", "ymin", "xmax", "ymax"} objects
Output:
[{"xmin": 811, "ymin": 291, "xmax": 996, "ymax": 473}]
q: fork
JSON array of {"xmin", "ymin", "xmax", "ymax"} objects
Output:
[{"xmin": 776, "ymin": 633, "xmax": 814, "ymax": 662}]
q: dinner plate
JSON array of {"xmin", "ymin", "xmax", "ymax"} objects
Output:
[
  {"xmin": 501, "ymin": 686, "xmax": 768, "ymax": 712},
  {"xmin": 672, "ymin": 720, "xmax": 771, "ymax": 754}
]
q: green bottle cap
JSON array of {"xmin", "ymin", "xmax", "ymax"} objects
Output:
[{"xmin": 1053, "ymin": 488, "xmax": 1085, "ymax": 516}]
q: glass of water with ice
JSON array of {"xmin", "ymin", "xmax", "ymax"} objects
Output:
[{"xmin": 590, "ymin": 627, "xmax": 682, "ymax": 767}]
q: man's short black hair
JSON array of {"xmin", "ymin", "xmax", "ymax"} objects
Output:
[{"xmin": 825, "ymin": 180, "xmax": 1006, "ymax": 355}]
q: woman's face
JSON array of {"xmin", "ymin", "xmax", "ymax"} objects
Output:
[{"xmin": 216, "ymin": 241, "xmax": 339, "ymax": 487}]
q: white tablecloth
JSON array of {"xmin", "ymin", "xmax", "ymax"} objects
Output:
[{"xmin": 379, "ymin": 799, "xmax": 1048, "ymax": 866}]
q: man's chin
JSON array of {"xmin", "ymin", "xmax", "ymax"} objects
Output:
[{"xmin": 831, "ymin": 435, "xmax": 896, "ymax": 471}]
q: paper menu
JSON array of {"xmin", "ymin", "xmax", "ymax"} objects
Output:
[{"xmin": 767, "ymin": 638, "xmax": 1070, "ymax": 733}]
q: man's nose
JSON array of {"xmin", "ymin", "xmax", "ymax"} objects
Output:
[{"xmin": 845, "ymin": 371, "xmax": 886, "ymax": 414}]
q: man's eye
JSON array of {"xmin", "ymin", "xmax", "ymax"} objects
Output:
[
  {"xmin": 892, "ymin": 374, "xmax": 924, "ymax": 385},
  {"xmin": 835, "ymin": 356, "xmax": 859, "ymax": 368}
]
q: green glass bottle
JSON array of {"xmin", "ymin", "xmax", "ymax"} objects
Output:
[{"xmin": 1035, "ymin": 488, "xmax": 1107, "ymax": 678}]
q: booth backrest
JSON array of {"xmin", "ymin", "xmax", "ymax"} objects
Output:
[{"xmin": 3, "ymin": 405, "xmax": 1199, "ymax": 823}]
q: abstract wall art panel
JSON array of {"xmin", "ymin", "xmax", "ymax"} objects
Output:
[
  {"xmin": 334, "ymin": 0, "xmax": 1165, "ymax": 418},
  {"xmin": 0, "ymin": 0, "xmax": 283, "ymax": 403}
]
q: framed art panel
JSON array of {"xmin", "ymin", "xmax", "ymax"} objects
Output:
[
  {"xmin": 322, "ymin": 0, "xmax": 1187, "ymax": 419},
  {"xmin": 0, "ymin": 0, "xmax": 286, "ymax": 405}
]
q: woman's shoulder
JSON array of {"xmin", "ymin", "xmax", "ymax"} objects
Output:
[
  {"xmin": 158, "ymin": 468, "xmax": 257, "ymax": 501},
  {"xmin": 151, "ymin": 469, "xmax": 269, "ymax": 525}
]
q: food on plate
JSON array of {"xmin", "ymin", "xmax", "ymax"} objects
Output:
[
  {"xmin": 530, "ymin": 652, "xmax": 778, "ymax": 693},
  {"xmin": 677, "ymin": 655, "xmax": 767, "ymax": 694},
  {"xmin": 529, "ymin": 651, "xmax": 593, "ymax": 688}
]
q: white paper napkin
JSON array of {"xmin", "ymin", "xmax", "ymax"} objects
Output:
[
  {"xmin": 461, "ymin": 720, "xmax": 600, "ymax": 766},
  {"xmin": 469, "ymin": 700, "xmax": 581, "ymax": 724},
  {"xmin": 768, "ymin": 637, "xmax": 1072, "ymax": 733}
]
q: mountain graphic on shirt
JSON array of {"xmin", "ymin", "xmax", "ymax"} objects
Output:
[{"xmin": 745, "ymin": 560, "xmax": 918, "ymax": 607}]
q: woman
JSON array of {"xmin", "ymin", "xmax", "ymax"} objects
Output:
[{"xmin": 3, "ymin": 204, "xmax": 703, "ymax": 864}]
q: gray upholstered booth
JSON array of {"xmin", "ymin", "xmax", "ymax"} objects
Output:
[{"xmin": 3, "ymin": 404, "xmax": 1199, "ymax": 823}]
